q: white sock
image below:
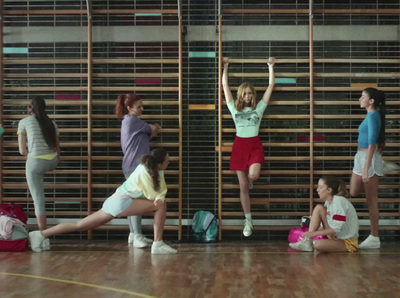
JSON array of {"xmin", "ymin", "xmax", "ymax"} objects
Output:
[{"xmin": 245, "ymin": 213, "xmax": 252, "ymax": 222}]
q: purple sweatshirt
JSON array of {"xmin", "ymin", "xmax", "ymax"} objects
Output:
[{"xmin": 121, "ymin": 114, "xmax": 152, "ymax": 174}]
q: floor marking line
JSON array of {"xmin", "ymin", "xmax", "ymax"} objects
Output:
[
  {"xmin": 45, "ymin": 250, "xmax": 400, "ymax": 255},
  {"xmin": 0, "ymin": 272, "xmax": 155, "ymax": 298}
]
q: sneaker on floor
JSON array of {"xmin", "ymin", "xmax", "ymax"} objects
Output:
[
  {"xmin": 243, "ymin": 219, "xmax": 253, "ymax": 237},
  {"xmin": 151, "ymin": 241, "xmax": 177, "ymax": 254},
  {"xmin": 29, "ymin": 231, "xmax": 45, "ymax": 253},
  {"xmin": 128, "ymin": 233, "xmax": 134, "ymax": 244},
  {"xmin": 134, "ymin": 234, "xmax": 153, "ymax": 248},
  {"xmin": 128, "ymin": 233, "xmax": 153, "ymax": 245},
  {"xmin": 41, "ymin": 238, "xmax": 51, "ymax": 251},
  {"xmin": 143, "ymin": 235, "xmax": 153, "ymax": 244},
  {"xmin": 358, "ymin": 235, "xmax": 381, "ymax": 249},
  {"xmin": 289, "ymin": 237, "xmax": 314, "ymax": 252}
]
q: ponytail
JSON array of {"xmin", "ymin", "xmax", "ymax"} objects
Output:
[
  {"xmin": 336, "ymin": 179, "xmax": 349, "ymax": 198},
  {"xmin": 30, "ymin": 97, "xmax": 57, "ymax": 150},
  {"xmin": 139, "ymin": 148, "xmax": 168, "ymax": 191},
  {"xmin": 364, "ymin": 87, "xmax": 386, "ymax": 151},
  {"xmin": 321, "ymin": 175, "xmax": 349, "ymax": 198},
  {"xmin": 115, "ymin": 93, "xmax": 142, "ymax": 120},
  {"xmin": 115, "ymin": 94, "xmax": 129, "ymax": 120}
]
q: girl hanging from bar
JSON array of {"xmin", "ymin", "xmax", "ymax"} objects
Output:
[{"xmin": 222, "ymin": 57, "xmax": 275, "ymax": 237}]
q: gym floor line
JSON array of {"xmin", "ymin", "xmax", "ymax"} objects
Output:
[{"xmin": 0, "ymin": 272, "xmax": 152, "ymax": 298}]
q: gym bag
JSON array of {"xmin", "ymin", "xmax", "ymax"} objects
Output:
[
  {"xmin": 0, "ymin": 203, "xmax": 29, "ymax": 252},
  {"xmin": 192, "ymin": 211, "xmax": 218, "ymax": 243}
]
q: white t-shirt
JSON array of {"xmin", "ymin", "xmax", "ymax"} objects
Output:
[
  {"xmin": 227, "ymin": 100, "xmax": 268, "ymax": 138},
  {"xmin": 324, "ymin": 195, "xmax": 359, "ymax": 239}
]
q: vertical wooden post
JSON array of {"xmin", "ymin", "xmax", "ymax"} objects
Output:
[
  {"xmin": 309, "ymin": 0, "xmax": 315, "ymax": 214},
  {"xmin": 178, "ymin": 1, "xmax": 183, "ymax": 240},
  {"xmin": 86, "ymin": 0, "xmax": 93, "ymax": 239},
  {"xmin": 217, "ymin": 0, "xmax": 223, "ymax": 240},
  {"xmin": 0, "ymin": 0, "xmax": 3, "ymax": 204}
]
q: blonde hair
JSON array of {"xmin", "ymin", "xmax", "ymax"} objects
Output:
[{"xmin": 235, "ymin": 82, "xmax": 257, "ymax": 112}]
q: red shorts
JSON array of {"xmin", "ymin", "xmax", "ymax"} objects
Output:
[{"xmin": 229, "ymin": 136, "xmax": 265, "ymax": 171}]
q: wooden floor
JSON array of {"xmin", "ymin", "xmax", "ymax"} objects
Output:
[{"xmin": 0, "ymin": 240, "xmax": 399, "ymax": 298}]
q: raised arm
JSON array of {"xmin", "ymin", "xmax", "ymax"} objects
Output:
[
  {"xmin": 222, "ymin": 57, "xmax": 234, "ymax": 105},
  {"xmin": 262, "ymin": 57, "xmax": 276, "ymax": 105}
]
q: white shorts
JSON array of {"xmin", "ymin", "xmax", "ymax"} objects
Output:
[
  {"xmin": 101, "ymin": 195, "xmax": 133, "ymax": 217},
  {"xmin": 352, "ymin": 150, "xmax": 385, "ymax": 178}
]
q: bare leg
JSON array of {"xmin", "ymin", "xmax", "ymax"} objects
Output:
[
  {"xmin": 313, "ymin": 239, "xmax": 347, "ymax": 252},
  {"xmin": 364, "ymin": 175, "xmax": 380, "ymax": 237},
  {"xmin": 308, "ymin": 204, "xmax": 328, "ymax": 233},
  {"xmin": 350, "ymin": 173, "xmax": 364, "ymax": 197},
  {"xmin": 41, "ymin": 210, "xmax": 113, "ymax": 238},
  {"xmin": 37, "ymin": 214, "xmax": 47, "ymax": 230},
  {"xmin": 117, "ymin": 199, "xmax": 167, "ymax": 242},
  {"xmin": 153, "ymin": 202, "xmax": 166, "ymax": 242},
  {"xmin": 248, "ymin": 163, "xmax": 261, "ymax": 182},
  {"xmin": 308, "ymin": 205, "xmax": 347, "ymax": 252},
  {"xmin": 237, "ymin": 171, "xmax": 251, "ymax": 214}
]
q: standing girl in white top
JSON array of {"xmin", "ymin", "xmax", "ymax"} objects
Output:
[
  {"xmin": 222, "ymin": 57, "xmax": 275, "ymax": 237},
  {"xmin": 29, "ymin": 148, "xmax": 177, "ymax": 254},
  {"xmin": 18, "ymin": 97, "xmax": 60, "ymax": 231},
  {"xmin": 290, "ymin": 176, "xmax": 359, "ymax": 253}
]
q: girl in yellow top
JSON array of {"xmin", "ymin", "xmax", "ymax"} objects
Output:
[{"xmin": 29, "ymin": 148, "xmax": 177, "ymax": 254}]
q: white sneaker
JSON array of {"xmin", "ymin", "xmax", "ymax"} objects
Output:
[
  {"xmin": 42, "ymin": 238, "xmax": 51, "ymax": 251},
  {"xmin": 128, "ymin": 233, "xmax": 134, "ymax": 244},
  {"xmin": 128, "ymin": 233, "xmax": 153, "ymax": 245},
  {"xmin": 243, "ymin": 219, "xmax": 253, "ymax": 237},
  {"xmin": 29, "ymin": 231, "xmax": 45, "ymax": 253},
  {"xmin": 134, "ymin": 234, "xmax": 153, "ymax": 248},
  {"xmin": 383, "ymin": 160, "xmax": 400, "ymax": 174},
  {"xmin": 151, "ymin": 241, "xmax": 177, "ymax": 254},
  {"xmin": 358, "ymin": 235, "xmax": 381, "ymax": 249},
  {"xmin": 289, "ymin": 237, "xmax": 314, "ymax": 252}
]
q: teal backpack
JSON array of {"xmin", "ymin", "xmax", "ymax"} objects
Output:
[{"xmin": 192, "ymin": 211, "xmax": 218, "ymax": 243}]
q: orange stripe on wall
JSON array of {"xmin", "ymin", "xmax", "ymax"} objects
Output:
[
  {"xmin": 215, "ymin": 146, "xmax": 232, "ymax": 152},
  {"xmin": 351, "ymin": 83, "xmax": 378, "ymax": 88},
  {"xmin": 188, "ymin": 104, "xmax": 216, "ymax": 110}
]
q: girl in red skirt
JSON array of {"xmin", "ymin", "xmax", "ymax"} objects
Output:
[{"xmin": 222, "ymin": 57, "xmax": 275, "ymax": 237}]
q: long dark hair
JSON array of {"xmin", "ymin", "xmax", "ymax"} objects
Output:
[
  {"xmin": 140, "ymin": 148, "xmax": 168, "ymax": 191},
  {"xmin": 115, "ymin": 93, "xmax": 142, "ymax": 120},
  {"xmin": 364, "ymin": 87, "xmax": 386, "ymax": 151},
  {"xmin": 321, "ymin": 175, "xmax": 349, "ymax": 198},
  {"xmin": 30, "ymin": 97, "xmax": 57, "ymax": 150}
]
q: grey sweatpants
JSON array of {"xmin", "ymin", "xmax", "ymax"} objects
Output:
[
  {"xmin": 26, "ymin": 156, "xmax": 58, "ymax": 216},
  {"xmin": 124, "ymin": 172, "xmax": 142, "ymax": 235}
]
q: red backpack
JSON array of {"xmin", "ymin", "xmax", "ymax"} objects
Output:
[{"xmin": 0, "ymin": 203, "xmax": 29, "ymax": 252}]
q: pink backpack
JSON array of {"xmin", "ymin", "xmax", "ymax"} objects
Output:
[
  {"xmin": 0, "ymin": 204, "xmax": 28, "ymax": 252},
  {"xmin": 288, "ymin": 226, "xmax": 327, "ymax": 243}
]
